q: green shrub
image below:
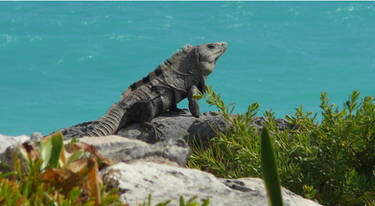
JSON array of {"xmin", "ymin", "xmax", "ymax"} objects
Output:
[{"xmin": 189, "ymin": 87, "xmax": 375, "ymax": 206}]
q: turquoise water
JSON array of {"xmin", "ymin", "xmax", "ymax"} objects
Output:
[{"xmin": 1, "ymin": 2, "xmax": 374, "ymax": 136}]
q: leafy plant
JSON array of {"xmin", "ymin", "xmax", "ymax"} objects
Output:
[
  {"xmin": 141, "ymin": 194, "xmax": 210, "ymax": 206},
  {"xmin": 0, "ymin": 132, "xmax": 122, "ymax": 206},
  {"xmin": 189, "ymin": 86, "xmax": 375, "ymax": 206}
]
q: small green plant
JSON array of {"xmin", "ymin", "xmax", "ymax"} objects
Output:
[
  {"xmin": 142, "ymin": 194, "xmax": 210, "ymax": 206},
  {"xmin": 189, "ymin": 86, "xmax": 375, "ymax": 206},
  {"xmin": 0, "ymin": 132, "xmax": 122, "ymax": 206}
]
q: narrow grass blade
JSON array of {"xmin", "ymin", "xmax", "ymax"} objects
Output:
[{"xmin": 260, "ymin": 126, "xmax": 283, "ymax": 206}]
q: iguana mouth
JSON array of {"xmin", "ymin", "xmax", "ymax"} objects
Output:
[
  {"xmin": 214, "ymin": 56, "xmax": 219, "ymax": 63},
  {"xmin": 214, "ymin": 49, "xmax": 226, "ymax": 63},
  {"xmin": 215, "ymin": 43, "xmax": 227, "ymax": 63}
]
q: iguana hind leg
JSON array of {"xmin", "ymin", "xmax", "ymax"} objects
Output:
[
  {"xmin": 128, "ymin": 100, "xmax": 156, "ymax": 123},
  {"xmin": 128, "ymin": 100, "xmax": 162, "ymax": 141}
]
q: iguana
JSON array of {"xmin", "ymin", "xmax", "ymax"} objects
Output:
[{"xmin": 85, "ymin": 42, "xmax": 227, "ymax": 137}]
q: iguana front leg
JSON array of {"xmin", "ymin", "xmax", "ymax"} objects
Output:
[{"xmin": 188, "ymin": 85, "xmax": 201, "ymax": 118}]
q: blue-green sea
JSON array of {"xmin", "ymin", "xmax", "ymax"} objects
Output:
[{"xmin": 1, "ymin": 2, "xmax": 374, "ymax": 136}]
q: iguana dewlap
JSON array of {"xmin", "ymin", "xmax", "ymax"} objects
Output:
[{"xmin": 87, "ymin": 42, "xmax": 227, "ymax": 137}]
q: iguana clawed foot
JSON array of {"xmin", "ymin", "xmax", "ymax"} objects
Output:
[{"xmin": 170, "ymin": 107, "xmax": 189, "ymax": 115}]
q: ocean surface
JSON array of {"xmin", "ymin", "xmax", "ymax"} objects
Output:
[{"xmin": 1, "ymin": 2, "xmax": 374, "ymax": 136}]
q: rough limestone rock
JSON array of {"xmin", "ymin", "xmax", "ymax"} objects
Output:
[
  {"xmin": 56, "ymin": 111, "xmax": 229, "ymax": 166},
  {"xmin": 59, "ymin": 109, "xmax": 291, "ymax": 146},
  {"xmin": 102, "ymin": 161, "xmax": 321, "ymax": 206},
  {"xmin": 251, "ymin": 116, "xmax": 293, "ymax": 131},
  {"xmin": 60, "ymin": 110, "xmax": 229, "ymax": 144},
  {"xmin": 0, "ymin": 134, "xmax": 30, "ymax": 153},
  {"xmin": 115, "ymin": 113, "xmax": 292, "ymax": 147},
  {"xmin": 77, "ymin": 135, "xmax": 190, "ymax": 166},
  {"xmin": 117, "ymin": 110, "xmax": 229, "ymax": 144},
  {"xmin": 3, "ymin": 114, "xmax": 291, "ymax": 167},
  {"xmin": 0, "ymin": 134, "xmax": 31, "ymax": 172},
  {"xmin": 57, "ymin": 112, "xmax": 291, "ymax": 166}
]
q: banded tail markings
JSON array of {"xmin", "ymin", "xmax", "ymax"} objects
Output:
[{"xmin": 88, "ymin": 103, "xmax": 124, "ymax": 136}]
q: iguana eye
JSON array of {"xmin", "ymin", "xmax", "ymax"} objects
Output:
[{"xmin": 207, "ymin": 44, "xmax": 215, "ymax": 49}]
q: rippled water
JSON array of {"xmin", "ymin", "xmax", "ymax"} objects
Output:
[{"xmin": 1, "ymin": 2, "xmax": 374, "ymax": 135}]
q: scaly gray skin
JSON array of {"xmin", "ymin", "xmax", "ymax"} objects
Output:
[{"xmin": 86, "ymin": 42, "xmax": 227, "ymax": 137}]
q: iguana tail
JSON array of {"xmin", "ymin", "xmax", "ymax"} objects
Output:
[{"xmin": 86, "ymin": 102, "xmax": 127, "ymax": 136}]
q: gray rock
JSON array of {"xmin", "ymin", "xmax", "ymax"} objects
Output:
[
  {"xmin": 251, "ymin": 116, "xmax": 293, "ymax": 131},
  {"xmin": 0, "ymin": 134, "xmax": 31, "ymax": 172},
  {"xmin": 115, "ymin": 113, "xmax": 291, "ymax": 144},
  {"xmin": 59, "ymin": 120, "xmax": 99, "ymax": 139},
  {"xmin": 0, "ymin": 134, "xmax": 30, "ymax": 153},
  {"xmin": 56, "ymin": 111, "xmax": 229, "ymax": 166},
  {"xmin": 58, "ymin": 110, "xmax": 291, "ymax": 146},
  {"xmin": 102, "ymin": 161, "xmax": 321, "ymax": 206},
  {"xmin": 76, "ymin": 135, "xmax": 190, "ymax": 166},
  {"xmin": 56, "ymin": 112, "xmax": 291, "ymax": 166},
  {"xmin": 30, "ymin": 132, "xmax": 43, "ymax": 142},
  {"xmin": 59, "ymin": 110, "xmax": 230, "ymax": 144},
  {"xmin": 117, "ymin": 110, "xmax": 229, "ymax": 144}
]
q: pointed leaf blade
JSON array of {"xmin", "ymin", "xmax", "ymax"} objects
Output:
[
  {"xmin": 260, "ymin": 126, "xmax": 283, "ymax": 206},
  {"xmin": 40, "ymin": 131, "xmax": 64, "ymax": 170}
]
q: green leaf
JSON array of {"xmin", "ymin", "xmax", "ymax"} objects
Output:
[
  {"xmin": 186, "ymin": 196, "xmax": 198, "ymax": 206},
  {"xmin": 192, "ymin": 92, "xmax": 204, "ymax": 100},
  {"xmin": 261, "ymin": 127, "xmax": 283, "ymax": 206},
  {"xmin": 148, "ymin": 194, "xmax": 152, "ymax": 206},
  {"xmin": 67, "ymin": 150, "xmax": 84, "ymax": 166},
  {"xmin": 71, "ymin": 137, "xmax": 80, "ymax": 144},
  {"xmin": 201, "ymin": 199, "xmax": 210, "ymax": 206},
  {"xmin": 179, "ymin": 196, "xmax": 185, "ymax": 206},
  {"xmin": 40, "ymin": 131, "xmax": 64, "ymax": 170}
]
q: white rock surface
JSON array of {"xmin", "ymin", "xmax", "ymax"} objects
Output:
[
  {"xmin": 76, "ymin": 135, "xmax": 190, "ymax": 166},
  {"xmin": 0, "ymin": 134, "xmax": 30, "ymax": 153},
  {"xmin": 102, "ymin": 161, "xmax": 321, "ymax": 206}
]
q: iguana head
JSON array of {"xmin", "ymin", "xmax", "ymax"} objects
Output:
[{"xmin": 195, "ymin": 42, "xmax": 227, "ymax": 76}]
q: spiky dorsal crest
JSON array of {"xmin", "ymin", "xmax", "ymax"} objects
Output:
[{"xmin": 121, "ymin": 44, "xmax": 194, "ymax": 100}]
